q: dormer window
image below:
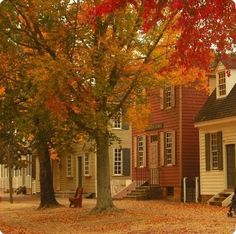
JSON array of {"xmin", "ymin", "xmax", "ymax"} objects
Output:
[
  {"xmin": 218, "ymin": 71, "xmax": 226, "ymax": 97},
  {"xmin": 112, "ymin": 109, "xmax": 122, "ymax": 129}
]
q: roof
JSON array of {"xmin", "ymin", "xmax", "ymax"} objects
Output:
[
  {"xmin": 195, "ymin": 83, "xmax": 236, "ymax": 123},
  {"xmin": 209, "ymin": 54, "xmax": 236, "ymax": 71},
  {"xmin": 222, "ymin": 55, "xmax": 236, "ymax": 69}
]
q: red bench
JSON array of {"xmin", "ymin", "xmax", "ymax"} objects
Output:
[{"xmin": 69, "ymin": 187, "xmax": 83, "ymax": 208}]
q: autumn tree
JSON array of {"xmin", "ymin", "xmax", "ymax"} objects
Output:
[
  {"xmin": 0, "ymin": 0, "xmax": 235, "ymax": 213},
  {"xmin": 0, "ymin": 19, "xmax": 75, "ymax": 208}
]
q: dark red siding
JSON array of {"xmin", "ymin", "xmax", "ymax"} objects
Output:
[
  {"xmin": 181, "ymin": 87, "xmax": 208, "ymax": 177},
  {"xmin": 132, "ymin": 85, "xmax": 208, "ymax": 199}
]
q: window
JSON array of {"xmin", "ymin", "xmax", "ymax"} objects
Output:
[
  {"xmin": 160, "ymin": 131, "xmax": 175, "ymax": 166},
  {"xmin": 210, "ymin": 133, "xmax": 219, "ymax": 169},
  {"xmin": 150, "ymin": 135, "xmax": 158, "ymax": 143},
  {"xmin": 137, "ymin": 136, "xmax": 145, "ymax": 167},
  {"xmin": 165, "ymin": 132, "xmax": 173, "ymax": 165},
  {"xmin": 112, "ymin": 110, "xmax": 122, "ymax": 129},
  {"xmin": 218, "ymin": 71, "xmax": 226, "ymax": 97},
  {"xmin": 113, "ymin": 148, "xmax": 122, "ymax": 175},
  {"xmin": 205, "ymin": 132, "xmax": 223, "ymax": 171},
  {"xmin": 160, "ymin": 86, "xmax": 175, "ymax": 109},
  {"xmin": 84, "ymin": 153, "xmax": 90, "ymax": 176},
  {"xmin": 164, "ymin": 86, "xmax": 172, "ymax": 108},
  {"xmin": 67, "ymin": 155, "xmax": 73, "ymax": 177}
]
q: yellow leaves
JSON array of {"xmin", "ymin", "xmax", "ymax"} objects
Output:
[
  {"xmin": 155, "ymin": 65, "xmax": 208, "ymax": 92},
  {"xmin": 127, "ymin": 102, "xmax": 151, "ymax": 131}
]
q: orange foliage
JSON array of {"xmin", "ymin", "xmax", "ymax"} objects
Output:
[
  {"xmin": 49, "ymin": 148, "xmax": 59, "ymax": 160},
  {"xmin": 44, "ymin": 95, "xmax": 68, "ymax": 121},
  {"xmin": 0, "ymin": 86, "xmax": 5, "ymax": 95}
]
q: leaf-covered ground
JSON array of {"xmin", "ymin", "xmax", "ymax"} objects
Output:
[{"xmin": 0, "ymin": 195, "xmax": 235, "ymax": 234}]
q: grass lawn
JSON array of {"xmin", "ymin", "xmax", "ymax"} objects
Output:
[{"xmin": 0, "ymin": 195, "xmax": 235, "ymax": 234}]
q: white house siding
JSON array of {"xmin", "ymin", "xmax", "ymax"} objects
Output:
[
  {"xmin": 109, "ymin": 127, "xmax": 132, "ymax": 196},
  {"xmin": 199, "ymin": 119, "xmax": 236, "ymax": 195}
]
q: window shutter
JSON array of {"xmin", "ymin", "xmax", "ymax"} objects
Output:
[
  {"xmin": 122, "ymin": 148, "xmax": 130, "ymax": 176},
  {"xmin": 217, "ymin": 131, "xmax": 223, "ymax": 170},
  {"xmin": 171, "ymin": 131, "xmax": 176, "ymax": 165},
  {"xmin": 171, "ymin": 86, "xmax": 175, "ymax": 107},
  {"xmin": 133, "ymin": 137, "xmax": 137, "ymax": 167},
  {"xmin": 160, "ymin": 132, "xmax": 165, "ymax": 166},
  {"xmin": 205, "ymin": 133, "xmax": 211, "ymax": 171},
  {"xmin": 122, "ymin": 122, "xmax": 129, "ymax": 130},
  {"xmin": 160, "ymin": 88, "xmax": 164, "ymax": 110}
]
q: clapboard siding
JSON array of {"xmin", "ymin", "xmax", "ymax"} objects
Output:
[
  {"xmin": 52, "ymin": 125, "xmax": 132, "ymax": 195},
  {"xmin": 199, "ymin": 121, "xmax": 236, "ymax": 195},
  {"xmin": 182, "ymin": 87, "xmax": 208, "ymax": 177},
  {"xmin": 132, "ymin": 86, "xmax": 208, "ymax": 200}
]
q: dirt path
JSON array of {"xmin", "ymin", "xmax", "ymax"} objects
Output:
[{"xmin": 0, "ymin": 195, "xmax": 235, "ymax": 234}]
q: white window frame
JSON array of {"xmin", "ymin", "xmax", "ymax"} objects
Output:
[
  {"xmin": 217, "ymin": 70, "xmax": 226, "ymax": 98},
  {"xmin": 112, "ymin": 109, "xmax": 122, "ymax": 129},
  {"xmin": 113, "ymin": 148, "xmax": 123, "ymax": 175},
  {"xmin": 66, "ymin": 155, "xmax": 73, "ymax": 177},
  {"xmin": 210, "ymin": 133, "xmax": 219, "ymax": 170},
  {"xmin": 84, "ymin": 153, "xmax": 90, "ymax": 176},
  {"xmin": 165, "ymin": 132, "xmax": 173, "ymax": 165},
  {"xmin": 137, "ymin": 136, "xmax": 145, "ymax": 167},
  {"xmin": 164, "ymin": 86, "xmax": 172, "ymax": 108}
]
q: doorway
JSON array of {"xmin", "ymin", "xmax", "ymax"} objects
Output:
[{"xmin": 226, "ymin": 144, "xmax": 236, "ymax": 189}]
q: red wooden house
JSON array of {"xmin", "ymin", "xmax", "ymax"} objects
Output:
[{"xmin": 132, "ymin": 85, "xmax": 208, "ymax": 201}]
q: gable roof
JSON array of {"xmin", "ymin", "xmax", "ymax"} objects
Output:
[
  {"xmin": 222, "ymin": 55, "xmax": 236, "ymax": 69},
  {"xmin": 195, "ymin": 83, "xmax": 236, "ymax": 123},
  {"xmin": 209, "ymin": 54, "xmax": 236, "ymax": 71}
]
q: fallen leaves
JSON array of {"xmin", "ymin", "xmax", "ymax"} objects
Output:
[{"xmin": 0, "ymin": 197, "xmax": 236, "ymax": 234}]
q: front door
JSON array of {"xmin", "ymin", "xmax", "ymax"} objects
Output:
[
  {"xmin": 77, "ymin": 157, "xmax": 83, "ymax": 188},
  {"xmin": 227, "ymin": 144, "xmax": 236, "ymax": 189}
]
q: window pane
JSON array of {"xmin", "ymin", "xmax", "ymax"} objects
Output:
[
  {"xmin": 114, "ymin": 149, "xmax": 122, "ymax": 175},
  {"xmin": 84, "ymin": 153, "xmax": 90, "ymax": 176},
  {"xmin": 210, "ymin": 133, "xmax": 219, "ymax": 169},
  {"xmin": 218, "ymin": 71, "xmax": 226, "ymax": 96},
  {"xmin": 165, "ymin": 132, "xmax": 172, "ymax": 165},
  {"xmin": 137, "ymin": 136, "xmax": 145, "ymax": 167}
]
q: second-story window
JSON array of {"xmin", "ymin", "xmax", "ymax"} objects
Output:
[
  {"xmin": 160, "ymin": 86, "xmax": 175, "ymax": 109},
  {"xmin": 218, "ymin": 71, "xmax": 226, "ymax": 97},
  {"xmin": 112, "ymin": 109, "xmax": 122, "ymax": 129},
  {"xmin": 164, "ymin": 86, "xmax": 172, "ymax": 108}
]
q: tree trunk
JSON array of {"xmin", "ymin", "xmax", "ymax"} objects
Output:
[
  {"xmin": 91, "ymin": 130, "xmax": 116, "ymax": 213},
  {"xmin": 7, "ymin": 147, "xmax": 13, "ymax": 204},
  {"xmin": 37, "ymin": 140, "xmax": 60, "ymax": 209}
]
